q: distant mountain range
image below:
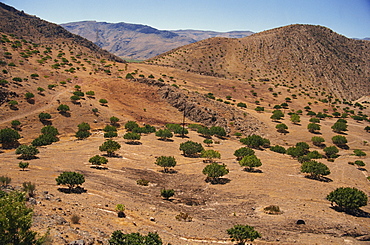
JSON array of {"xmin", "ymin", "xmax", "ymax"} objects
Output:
[{"xmin": 61, "ymin": 21, "xmax": 254, "ymax": 60}]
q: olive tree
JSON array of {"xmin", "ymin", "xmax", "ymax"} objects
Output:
[
  {"xmin": 327, "ymin": 187, "xmax": 367, "ymax": 211},
  {"xmin": 0, "ymin": 128, "xmax": 20, "ymax": 148},
  {"xmin": 16, "ymin": 145, "xmax": 39, "ymax": 160},
  {"xmin": 179, "ymin": 140, "xmax": 204, "ymax": 157},
  {"xmin": 99, "ymin": 139, "xmax": 121, "ymax": 157},
  {"xmin": 154, "ymin": 156, "xmax": 176, "ymax": 173},
  {"xmin": 239, "ymin": 155, "xmax": 262, "ymax": 172},
  {"xmin": 234, "ymin": 147, "xmax": 255, "ymax": 160},
  {"xmin": 227, "ymin": 224, "xmax": 261, "ymax": 245},
  {"xmin": 201, "ymin": 149, "xmax": 221, "ymax": 163},
  {"xmin": 55, "ymin": 172, "xmax": 85, "ymax": 192},
  {"xmin": 202, "ymin": 162, "xmax": 229, "ymax": 184},
  {"xmin": 301, "ymin": 160, "xmax": 330, "ymax": 180},
  {"xmin": 0, "ymin": 191, "xmax": 46, "ymax": 244}
]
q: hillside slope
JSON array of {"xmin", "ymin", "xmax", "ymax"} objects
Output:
[
  {"xmin": 0, "ymin": 3, "xmax": 123, "ymax": 63},
  {"xmin": 149, "ymin": 24, "xmax": 370, "ymax": 101},
  {"xmin": 61, "ymin": 21, "xmax": 254, "ymax": 60}
]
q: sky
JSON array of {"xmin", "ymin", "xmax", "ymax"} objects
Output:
[{"xmin": 1, "ymin": 0, "xmax": 370, "ymax": 38}]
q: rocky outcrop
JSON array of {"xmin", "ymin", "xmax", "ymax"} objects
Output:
[{"xmin": 136, "ymin": 78, "xmax": 263, "ymax": 135}]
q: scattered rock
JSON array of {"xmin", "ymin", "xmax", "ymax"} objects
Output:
[
  {"xmin": 296, "ymin": 219, "xmax": 306, "ymax": 225},
  {"xmin": 69, "ymin": 240, "xmax": 85, "ymax": 245},
  {"xmin": 149, "ymin": 217, "xmax": 155, "ymax": 222}
]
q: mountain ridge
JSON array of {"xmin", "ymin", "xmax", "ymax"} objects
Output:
[
  {"xmin": 61, "ymin": 21, "xmax": 254, "ymax": 60},
  {"xmin": 148, "ymin": 24, "xmax": 370, "ymax": 101}
]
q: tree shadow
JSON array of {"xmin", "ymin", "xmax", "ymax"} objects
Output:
[
  {"xmin": 305, "ymin": 175, "xmax": 333, "ymax": 182},
  {"xmin": 90, "ymin": 165, "xmax": 108, "ymax": 170},
  {"xmin": 311, "ymin": 131, "xmax": 322, "ymax": 135},
  {"xmin": 175, "ymin": 135, "xmax": 189, "ymax": 138},
  {"xmin": 205, "ymin": 177, "xmax": 231, "ymax": 185},
  {"xmin": 102, "ymin": 153, "xmax": 122, "ymax": 158},
  {"xmin": 243, "ymin": 168, "xmax": 263, "ymax": 173},
  {"xmin": 330, "ymin": 206, "xmax": 370, "ymax": 218},
  {"xmin": 337, "ymin": 144, "xmax": 349, "ymax": 150},
  {"xmin": 157, "ymin": 138, "xmax": 174, "ymax": 142},
  {"xmin": 357, "ymin": 167, "xmax": 367, "ymax": 171},
  {"xmin": 40, "ymin": 120, "xmax": 52, "ymax": 126},
  {"xmin": 17, "ymin": 156, "xmax": 39, "ymax": 160},
  {"xmin": 57, "ymin": 186, "xmax": 87, "ymax": 194},
  {"xmin": 59, "ymin": 112, "xmax": 71, "ymax": 117},
  {"xmin": 159, "ymin": 169, "xmax": 178, "ymax": 174},
  {"xmin": 125, "ymin": 141, "xmax": 142, "ymax": 145}
]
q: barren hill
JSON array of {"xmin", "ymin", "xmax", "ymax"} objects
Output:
[
  {"xmin": 61, "ymin": 21, "xmax": 254, "ymax": 60},
  {"xmin": 1, "ymin": 3, "xmax": 370, "ymax": 245},
  {"xmin": 148, "ymin": 24, "xmax": 370, "ymax": 101}
]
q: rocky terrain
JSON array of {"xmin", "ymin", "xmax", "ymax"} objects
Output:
[
  {"xmin": 0, "ymin": 2, "xmax": 370, "ymax": 245},
  {"xmin": 61, "ymin": 21, "xmax": 253, "ymax": 60}
]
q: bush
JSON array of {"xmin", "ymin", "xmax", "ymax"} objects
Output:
[
  {"xmin": 311, "ymin": 136, "xmax": 325, "ymax": 146},
  {"xmin": 18, "ymin": 161, "xmax": 29, "ymax": 171},
  {"xmin": 201, "ymin": 150, "xmax": 221, "ymax": 163},
  {"xmin": 75, "ymin": 130, "xmax": 90, "ymax": 139},
  {"xmin": 125, "ymin": 121, "xmax": 139, "ymax": 131},
  {"xmin": 240, "ymin": 135, "xmax": 270, "ymax": 149},
  {"xmin": 307, "ymin": 123, "xmax": 320, "ymax": 133},
  {"xmin": 123, "ymin": 132, "xmax": 141, "ymax": 143},
  {"xmin": 109, "ymin": 231, "xmax": 162, "ymax": 245},
  {"xmin": 0, "ymin": 128, "xmax": 21, "ymax": 148},
  {"xmin": 331, "ymin": 121, "xmax": 347, "ymax": 133},
  {"xmin": 0, "ymin": 191, "xmax": 45, "ymax": 244},
  {"xmin": 202, "ymin": 162, "xmax": 229, "ymax": 183},
  {"xmin": 332, "ymin": 135, "xmax": 347, "ymax": 146},
  {"xmin": 327, "ymin": 187, "xmax": 368, "ymax": 210},
  {"xmin": 210, "ymin": 126, "xmax": 226, "ymax": 138},
  {"xmin": 154, "ymin": 156, "xmax": 176, "ymax": 172},
  {"xmin": 22, "ymin": 182, "xmax": 36, "ymax": 198},
  {"xmin": 301, "ymin": 160, "xmax": 330, "ymax": 179},
  {"xmin": 155, "ymin": 129, "xmax": 173, "ymax": 140},
  {"xmin": 276, "ymin": 123, "xmax": 288, "ymax": 133},
  {"xmin": 0, "ymin": 176, "xmax": 11, "ymax": 186},
  {"xmin": 239, "ymin": 155, "xmax": 262, "ymax": 172},
  {"xmin": 354, "ymin": 160, "xmax": 365, "ymax": 167},
  {"xmin": 227, "ymin": 224, "xmax": 261, "ymax": 244},
  {"xmin": 99, "ymin": 99, "xmax": 108, "ymax": 105},
  {"xmin": 137, "ymin": 179, "xmax": 149, "ymax": 186},
  {"xmin": 160, "ymin": 188, "xmax": 175, "ymax": 200},
  {"xmin": 16, "ymin": 145, "xmax": 39, "ymax": 160},
  {"xmin": 234, "ymin": 147, "xmax": 255, "ymax": 160},
  {"xmin": 324, "ymin": 146, "xmax": 339, "ymax": 158},
  {"xmin": 89, "ymin": 155, "xmax": 108, "ymax": 166},
  {"xmin": 179, "ymin": 141, "xmax": 204, "ymax": 157},
  {"xmin": 353, "ymin": 149, "xmax": 366, "ymax": 157},
  {"xmin": 55, "ymin": 172, "xmax": 85, "ymax": 191},
  {"xmin": 104, "ymin": 131, "xmax": 118, "ymax": 138},
  {"xmin": 38, "ymin": 112, "xmax": 51, "ymax": 121},
  {"xmin": 270, "ymin": 145, "xmax": 286, "ymax": 154},
  {"xmin": 175, "ymin": 212, "xmax": 192, "ymax": 222},
  {"xmin": 99, "ymin": 139, "xmax": 121, "ymax": 156},
  {"xmin": 31, "ymin": 134, "xmax": 58, "ymax": 146}
]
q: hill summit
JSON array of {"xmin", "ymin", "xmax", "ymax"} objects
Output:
[{"xmin": 149, "ymin": 24, "xmax": 370, "ymax": 101}]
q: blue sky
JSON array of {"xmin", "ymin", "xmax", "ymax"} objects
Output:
[{"xmin": 2, "ymin": 0, "xmax": 370, "ymax": 38}]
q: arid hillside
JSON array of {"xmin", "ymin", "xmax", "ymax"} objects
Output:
[
  {"xmin": 0, "ymin": 3, "xmax": 123, "ymax": 63},
  {"xmin": 1, "ymin": 3, "xmax": 370, "ymax": 245},
  {"xmin": 148, "ymin": 24, "xmax": 370, "ymax": 101}
]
